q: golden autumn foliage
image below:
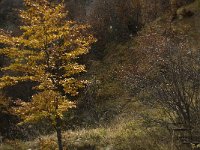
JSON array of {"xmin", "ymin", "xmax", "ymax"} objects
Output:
[
  {"xmin": 0, "ymin": 0, "xmax": 96, "ymax": 125},
  {"xmin": 15, "ymin": 90, "xmax": 76, "ymax": 125}
]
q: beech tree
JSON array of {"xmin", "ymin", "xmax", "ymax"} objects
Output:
[{"xmin": 0, "ymin": 0, "xmax": 96, "ymax": 149}]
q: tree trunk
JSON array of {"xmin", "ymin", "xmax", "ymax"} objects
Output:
[
  {"xmin": 170, "ymin": 0, "xmax": 177, "ymax": 14},
  {"xmin": 56, "ymin": 117, "xmax": 63, "ymax": 150}
]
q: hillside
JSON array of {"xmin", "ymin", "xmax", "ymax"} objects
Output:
[{"xmin": 1, "ymin": 0, "xmax": 200, "ymax": 150}]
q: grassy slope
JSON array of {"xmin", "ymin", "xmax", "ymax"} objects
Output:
[{"xmin": 1, "ymin": 1, "xmax": 200, "ymax": 150}]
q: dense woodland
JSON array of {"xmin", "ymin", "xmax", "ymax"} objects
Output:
[{"xmin": 0, "ymin": 0, "xmax": 200, "ymax": 150}]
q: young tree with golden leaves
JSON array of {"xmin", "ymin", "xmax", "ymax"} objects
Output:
[{"xmin": 0, "ymin": 0, "xmax": 96, "ymax": 149}]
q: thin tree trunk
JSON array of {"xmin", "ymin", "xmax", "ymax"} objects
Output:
[
  {"xmin": 170, "ymin": 0, "xmax": 177, "ymax": 14},
  {"xmin": 56, "ymin": 117, "xmax": 63, "ymax": 150}
]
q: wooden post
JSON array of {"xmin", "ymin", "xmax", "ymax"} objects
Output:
[{"xmin": 171, "ymin": 129, "xmax": 175, "ymax": 150}]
